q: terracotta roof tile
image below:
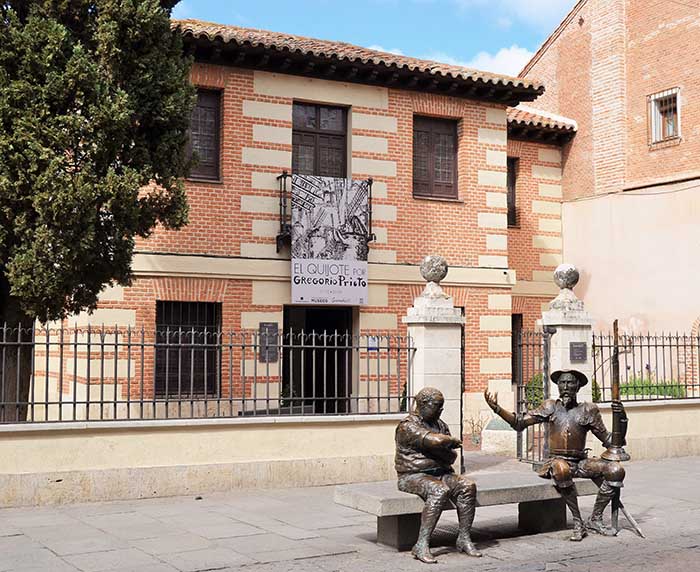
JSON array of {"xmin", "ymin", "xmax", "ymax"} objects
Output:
[
  {"xmin": 174, "ymin": 19, "xmax": 544, "ymax": 93},
  {"xmin": 507, "ymin": 105, "xmax": 577, "ymax": 132}
]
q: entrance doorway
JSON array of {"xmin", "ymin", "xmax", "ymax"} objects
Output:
[{"xmin": 282, "ymin": 306, "xmax": 353, "ymax": 414}]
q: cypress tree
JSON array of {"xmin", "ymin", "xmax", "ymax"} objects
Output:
[{"xmin": 0, "ymin": 1, "xmax": 194, "ymax": 421}]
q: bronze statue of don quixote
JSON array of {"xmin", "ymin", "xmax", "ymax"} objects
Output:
[{"xmin": 395, "ymin": 319, "xmax": 643, "ymax": 563}]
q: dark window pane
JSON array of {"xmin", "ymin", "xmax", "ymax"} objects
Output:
[
  {"xmin": 189, "ymin": 90, "xmax": 221, "ymax": 180},
  {"xmin": 155, "ymin": 301, "xmax": 221, "ymax": 398},
  {"xmin": 434, "ymin": 133, "xmax": 455, "ymax": 183},
  {"xmin": 293, "ymin": 103, "xmax": 317, "ymax": 130},
  {"xmin": 292, "ymin": 103, "xmax": 347, "ymax": 178},
  {"xmin": 318, "ymin": 135, "xmax": 345, "ymax": 178},
  {"xmin": 320, "ymin": 107, "xmax": 344, "ymax": 132},
  {"xmin": 413, "ymin": 130, "xmax": 430, "ymax": 182},
  {"xmin": 507, "ymin": 157, "xmax": 518, "ymax": 226},
  {"xmin": 413, "ymin": 116, "xmax": 457, "ymax": 199},
  {"xmin": 292, "ymin": 132, "xmax": 316, "ymax": 175}
]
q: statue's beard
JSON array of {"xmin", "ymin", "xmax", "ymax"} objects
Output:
[{"xmin": 561, "ymin": 393, "xmax": 576, "ymax": 408}]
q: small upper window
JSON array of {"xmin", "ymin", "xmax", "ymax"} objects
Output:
[
  {"xmin": 648, "ymin": 88, "xmax": 680, "ymax": 144},
  {"xmin": 413, "ymin": 116, "xmax": 458, "ymax": 199},
  {"xmin": 507, "ymin": 157, "xmax": 518, "ymax": 227},
  {"xmin": 292, "ymin": 103, "xmax": 347, "ymax": 178},
  {"xmin": 188, "ymin": 89, "xmax": 221, "ymax": 180}
]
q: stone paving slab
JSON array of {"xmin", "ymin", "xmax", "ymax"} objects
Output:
[{"xmin": 0, "ymin": 455, "xmax": 698, "ymax": 572}]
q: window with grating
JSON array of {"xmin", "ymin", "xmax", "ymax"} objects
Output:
[
  {"xmin": 188, "ymin": 90, "xmax": 221, "ymax": 180},
  {"xmin": 155, "ymin": 301, "xmax": 222, "ymax": 398},
  {"xmin": 413, "ymin": 116, "xmax": 458, "ymax": 199},
  {"xmin": 648, "ymin": 88, "xmax": 680, "ymax": 144},
  {"xmin": 292, "ymin": 103, "xmax": 347, "ymax": 178},
  {"xmin": 507, "ymin": 157, "xmax": 518, "ymax": 227}
]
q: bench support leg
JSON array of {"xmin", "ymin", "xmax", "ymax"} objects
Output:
[
  {"xmin": 377, "ymin": 514, "xmax": 421, "ymax": 551},
  {"xmin": 518, "ymin": 497, "xmax": 568, "ymax": 533}
]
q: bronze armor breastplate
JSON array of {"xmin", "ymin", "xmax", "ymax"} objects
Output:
[{"xmin": 547, "ymin": 403, "xmax": 589, "ymax": 458}]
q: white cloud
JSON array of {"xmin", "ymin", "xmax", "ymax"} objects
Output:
[
  {"xmin": 454, "ymin": 0, "xmax": 576, "ymax": 31},
  {"xmin": 367, "ymin": 45, "xmax": 405, "ymax": 56},
  {"xmin": 466, "ymin": 45, "xmax": 534, "ymax": 76},
  {"xmin": 423, "ymin": 44, "xmax": 534, "ymax": 76}
]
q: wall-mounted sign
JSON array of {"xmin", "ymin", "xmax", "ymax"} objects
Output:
[
  {"xmin": 569, "ymin": 341, "xmax": 587, "ymax": 363},
  {"xmin": 291, "ymin": 175, "xmax": 369, "ymax": 305},
  {"xmin": 259, "ymin": 322, "xmax": 279, "ymax": 363}
]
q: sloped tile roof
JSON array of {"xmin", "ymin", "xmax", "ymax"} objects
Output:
[
  {"xmin": 174, "ymin": 19, "xmax": 544, "ymax": 93},
  {"xmin": 507, "ymin": 105, "xmax": 577, "ymax": 132}
]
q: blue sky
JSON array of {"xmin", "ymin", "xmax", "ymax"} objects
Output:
[{"xmin": 172, "ymin": 0, "xmax": 578, "ymax": 76}]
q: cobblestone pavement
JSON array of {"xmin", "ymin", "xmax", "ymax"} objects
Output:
[{"xmin": 1, "ymin": 455, "xmax": 698, "ymax": 572}]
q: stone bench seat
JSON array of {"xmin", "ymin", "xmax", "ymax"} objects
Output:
[{"xmin": 334, "ymin": 471, "xmax": 598, "ymax": 550}]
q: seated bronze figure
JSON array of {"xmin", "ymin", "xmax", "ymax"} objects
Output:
[
  {"xmin": 395, "ymin": 387, "xmax": 482, "ymax": 563},
  {"xmin": 485, "ymin": 369, "xmax": 628, "ymax": 541}
]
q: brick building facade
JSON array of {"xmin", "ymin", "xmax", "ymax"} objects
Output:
[
  {"xmin": 520, "ymin": 0, "xmax": 700, "ymax": 333},
  {"xmin": 49, "ymin": 20, "xmax": 575, "ymax": 430}
]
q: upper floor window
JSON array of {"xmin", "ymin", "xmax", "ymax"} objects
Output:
[
  {"xmin": 413, "ymin": 116, "xmax": 458, "ymax": 199},
  {"xmin": 648, "ymin": 88, "xmax": 680, "ymax": 144},
  {"xmin": 188, "ymin": 89, "xmax": 221, "ymax": 180},
  {"xmin": 507, "ymin": 157, "xmax": 518, "ymax": 227},
  {"xmin": 292, "ymin": 103, "xmax": 347, "ymax": 178}
]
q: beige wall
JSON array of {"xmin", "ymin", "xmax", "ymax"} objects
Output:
[
  {"xmin": 562, "ymin": 181, "xmax": 700, "ymax": 333},
  {"xmin": 0, "ymin": 416, "xmax": 401, "ymax": 507}
]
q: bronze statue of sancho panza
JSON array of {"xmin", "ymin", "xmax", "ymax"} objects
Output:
[
  {"xmin": 484, "ymin": 369, "xmax": 628, "ymax": 541},
  {"xmin": 395, "ymin": 387, "xmax": 482, "ymax": 563}
]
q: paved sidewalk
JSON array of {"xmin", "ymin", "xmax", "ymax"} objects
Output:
[{"xmin": 1, "ymin": 455, "xmax": 699, "ymax": 572}]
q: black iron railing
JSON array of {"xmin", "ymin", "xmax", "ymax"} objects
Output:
[
  {"xmin": 0, "ymin": 325, "xmax": 414, "ymax": 424},
  {"xmin": 593, "ymin": 332, "xmax": 700, "ymax": 402}
]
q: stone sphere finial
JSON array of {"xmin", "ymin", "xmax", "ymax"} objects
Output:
[
  {"xmin": 553, "ymin": 264, "xmax": 579, "ymax": 290},
  {"xmin": 420, "ymin": 255, "xmax": 448, "ymax": 284}
]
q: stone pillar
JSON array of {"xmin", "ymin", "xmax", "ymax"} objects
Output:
[
  {"xmin": 540, "ymin": 264, "xmax": 594, "ymax": 402},
  {"xmin": 403, "ymin": 256, "xmax": 464, "ymax": 445}
]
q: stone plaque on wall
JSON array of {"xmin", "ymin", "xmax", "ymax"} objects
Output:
[
  {"xmin": 259, "ymin": 322, "xmax": 279, "ymax": 363},
  {"xmin": 569, "ymin": 341, "xmax": 587, "ymax": 363}
]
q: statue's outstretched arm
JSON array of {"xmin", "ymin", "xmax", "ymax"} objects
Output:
[{"xmin": 483, "ymin": 390, "xmax": 544, "ymax": 431}]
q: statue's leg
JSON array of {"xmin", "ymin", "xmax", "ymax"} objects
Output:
[
  {"xmin": 550, "ymin": 458, "xmax": 587, "ymax": 541},
  {"xmin": 444, "ymin": 474, "xmax": 482, "ymax": 557},
  {"xmin": 398, "ymin": 474, "xmax": 450, "ymax": 564},
  {"xmin": 579, "ymin": 458, "xmax": 625, "ymax": 536}
]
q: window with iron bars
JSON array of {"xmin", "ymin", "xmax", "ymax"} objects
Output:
[
  {"xmin": 648, "ymin": 88, "xmax": 680, "ymax": 144},
  {"xmin": 155, "ymin": 301, "xmax": 222, "ymax": 398}
]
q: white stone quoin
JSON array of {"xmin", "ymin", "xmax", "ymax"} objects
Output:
[
  {"xmin": 403, "ymin": 256, "xmax": 464, "ymax": 446},
  {"xmin": 541, "ymin": 264, "xmax": 594, "ymax": 402}
]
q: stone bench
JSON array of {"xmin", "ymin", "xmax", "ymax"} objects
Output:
[{"xmin": 334, "ymin": 472, "xmax": 598, "ymax": 550}]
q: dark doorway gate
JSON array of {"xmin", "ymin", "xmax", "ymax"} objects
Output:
[{"xmin": 283, "ymin": 306, "xmax": 353, "ymax": 414}]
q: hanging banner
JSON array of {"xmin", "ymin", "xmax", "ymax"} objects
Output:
[{"xmin": 291, "ymin": 175, "xmax": 369, "ymax": 305}]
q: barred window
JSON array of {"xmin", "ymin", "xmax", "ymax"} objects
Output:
[
  {"xmin": 648, "ymin": 88, "xmax": 680, "ymax": 144},
  {"xmin": 507, "ymin": 157, "xmax": 518, "ymax": 227},
  {"xmin": 188, "ymin": 90, "xmax": 221, "ymax": 180},
  {"xmin": 292, "ymin": 103, "xmax": 347, "ymax": 178},
  {"xmin": 413, "ymin": 116, "xmax": 458, "ymax": 199},
  {"xmin": 155, "ymin": 301, "xmax": 221, "ymax": 398}
]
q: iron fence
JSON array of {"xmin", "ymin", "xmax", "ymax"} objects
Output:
[
  {"xmin": 593, "ymin": 332, "xmax": 700, "ymax": 402},
  {"xmin": 0, "ymin": 325, "xmax": 414, "ymax": 424},
  {"xmin": 515, "ymin": 330, "xmax": 547, "ymax": 464}
]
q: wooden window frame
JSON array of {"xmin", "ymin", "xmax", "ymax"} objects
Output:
[
  {"xmin": 412, "ymin": 116, "xmax": 459, "ymax": 200},
  {"xmin": 187, "ymin": 89, "xmax": 222, "ymax": 182},
  {"xmin": 292, "ymin": 102, "xmax": 348, "ymax": 178},
  {"xmin": 648, "ymin": 88, "xmax": 681, "ymax": 145},
  {"xmin": 507, "ymin": 157, "xmax": 519, "ymax": 227}
]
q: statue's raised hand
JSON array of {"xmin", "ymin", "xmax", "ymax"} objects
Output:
[{"xmin": 483, "ymin": 390, "xmax": 499, "ymax": 413}]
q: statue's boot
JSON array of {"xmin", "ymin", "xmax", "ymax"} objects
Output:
[
  {"xmin": 558, "ymin": 485, "xmax": 587, "ymax": 542},
  {"xmin": 412, "ymin": 493, "xmax": 445, "ymax": 564},
  {"xmin": 586, "ymin": 483, "xmax": 618, "ymax": 536},
  {"xmin": 455, "ymin": 490, "xmax": 482, "ymax": 557}
]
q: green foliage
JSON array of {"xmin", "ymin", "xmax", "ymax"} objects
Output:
[
  {"xmin": 591, "ymin": 377, "xmax": 601, "ymax": 403},
  {"xmin": 0, "ymin": 1, "xmax": 195, "ymax": 322},
  {"xmin": 525, "ymin": 373, "xmax": 544, "ymax": 408},
  {"xmin": 619, "ymin": 376, "xmax": 686, "ymax": 399}
]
